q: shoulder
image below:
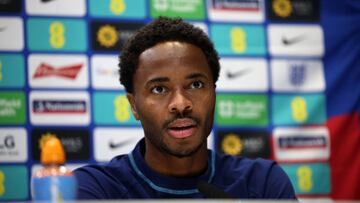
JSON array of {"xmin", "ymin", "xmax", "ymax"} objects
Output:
[
  {"xmin": 216, "ymin": 154, "xmax": 296, "ymax": 199},
  {"xmin": 74, "ymin": 154, "xmax": 133, "ymax": 199}
]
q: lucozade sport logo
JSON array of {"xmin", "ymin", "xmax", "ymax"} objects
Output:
[{"xmin": 32, "ymin": 129, "xmax": 90, "ymax": 161}]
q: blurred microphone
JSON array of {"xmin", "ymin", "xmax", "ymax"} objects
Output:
[{"xmin": 197, "ymin": 180, "xmax": 234, "ymax": 199}]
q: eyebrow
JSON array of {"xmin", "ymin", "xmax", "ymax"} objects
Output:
[
  {"xmin": 146, "ymin": 77, "xmax": 169, "ymax": 86},
  {"xmin": 145, "ymin": 72, "xmax": 209, "ymax": 87},
  {"xmin": 186, "ymin": 73, "xmax": 208, "ymax": 80}
]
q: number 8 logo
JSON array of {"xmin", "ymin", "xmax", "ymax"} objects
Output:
[
  {"xmin": 0, "ymin": 170, "xmax": 5, "ymax": 196},
  {"xmin": 114, "ymin": 95, "xmax": 131, "ymax": 122},
  {"xmin": 49, "ymin": 21, "xmax": 65, "ymax": 49},
  {"xmin": 297, "ymin": 165, "xmax": 313, "ymax": 192},
  {"xmin": 291, "ymin": 96, "xmax": 308, "ymax": 123}
]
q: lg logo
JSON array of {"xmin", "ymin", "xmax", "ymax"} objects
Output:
[{"xmin": 0, "ymin": 135, "xmax": 15, "ymax": 149}]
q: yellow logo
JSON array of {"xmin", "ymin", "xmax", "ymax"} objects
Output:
[
  {"xmin": 97, "ymin": 25, "xmax": 118, "ymax": 48},
  {"xmin": 110, "ymin": 0, "xmax": 126, "ymax": 15},
  {"xmin": 272, "ymin": 0, "xmax": 293, "ymax": 18},
  {"xmin": 39, "ymin": 133, "xmax": 57, "ymax": 150},
  {"xmin": 221, "ymin": 133, "xmax": 243, "ymax": 155}
]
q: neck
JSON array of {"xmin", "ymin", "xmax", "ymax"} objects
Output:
[{"xmin": 144, "ymin": 140, "xmax": 208, "ymax": 177}]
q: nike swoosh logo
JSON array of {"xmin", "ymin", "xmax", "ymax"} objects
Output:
[
  {"xmin": 226, "ymin": 68, "xmax": 251, "ymax": 79},
  {"xmin": 109, "ymin": 139, "xmax": 134, "ymax": 149},
  {"xmin": 282, "ymin": 35, "xmax": 306, "ymax": 46}
]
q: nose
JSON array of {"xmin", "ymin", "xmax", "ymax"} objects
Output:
[{"xmin": 168, "ymin": 89, "xmax": 193, "ymax": 115}]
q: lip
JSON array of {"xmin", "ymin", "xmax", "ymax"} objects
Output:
[{"xmin": 167, "ymin": 118, "xmax": 197, "ymax": 139}]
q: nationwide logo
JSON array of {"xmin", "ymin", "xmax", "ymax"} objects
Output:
[
  {"xmin": 278, "ymin": 136, "xmax": 326, "ymax": 149},
  {"xmin": 269, "ymin": 0, "xmax": 320, "ymax": 21},
  {"xmin": 213, "ymin": 0, "xmax": 261, "ymax": 11},
  {"xmin": 208, "ymin": 0, "xmax": 264, "ymax": 22},
  {"xmin": 32, "ymin": 129, "xmax": 90, "ymax": 161},
  {"xmin": 217, "ymin": 130, "xmax": 270, "ymax": 158},
  {"xmin": 273, "ymin": 127, "xmax": 330, "ymax": 162},
  {"xmin": 32, "ymin": 63, "xmax": 83, "ymax": 79},
  {"xmin": 29, "ymin": 91, "xmax": 90, "ymax": 125},
  {"xmin": 33, "ymin": 100, "xmax": 86, "ymax": 114}
]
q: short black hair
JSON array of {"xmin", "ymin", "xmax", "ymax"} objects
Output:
[{"xmin": 119, "ymin": 17, "xmax": 220, "ymax": 93}]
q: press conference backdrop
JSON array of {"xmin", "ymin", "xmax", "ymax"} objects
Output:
[{"xmin": 0, "ymin": 0, "xmax": 359, "ymax": 201}]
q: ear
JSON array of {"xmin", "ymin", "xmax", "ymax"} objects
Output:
[{"xmin": 127, "ymin": 93, "xmax": 140, "ymax": 120}]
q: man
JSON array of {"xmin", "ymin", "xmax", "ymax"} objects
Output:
[{"xmin": 74, "ymin": 17, "xmax": 296, "ymax": 199}]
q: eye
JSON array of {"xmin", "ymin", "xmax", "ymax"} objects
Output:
[
  {"xmin": 151, "ymin": 86, "xmax": 166, "ymax": 94},
  {"xmin": 190, "ymin": 81, "xmax": 204, "ymax": 89}
]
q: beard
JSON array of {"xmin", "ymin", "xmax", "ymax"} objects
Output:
[{"xmin": 144, "ymin": 113, "xmax": 209, "ymax": 158}]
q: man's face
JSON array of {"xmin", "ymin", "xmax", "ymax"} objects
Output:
[{"xmin": 127, "ymin": 41, "xmax": 216, "ymax": 158}]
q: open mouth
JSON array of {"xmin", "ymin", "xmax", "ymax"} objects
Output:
[{"xmin": 167, "ymin": 119, "xmax": 197, "ymax": 139}]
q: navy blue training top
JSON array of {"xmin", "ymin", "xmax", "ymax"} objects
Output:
[{"xmin": 74, "ymin": 139, "xmax": 296, "ymax": 199}]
